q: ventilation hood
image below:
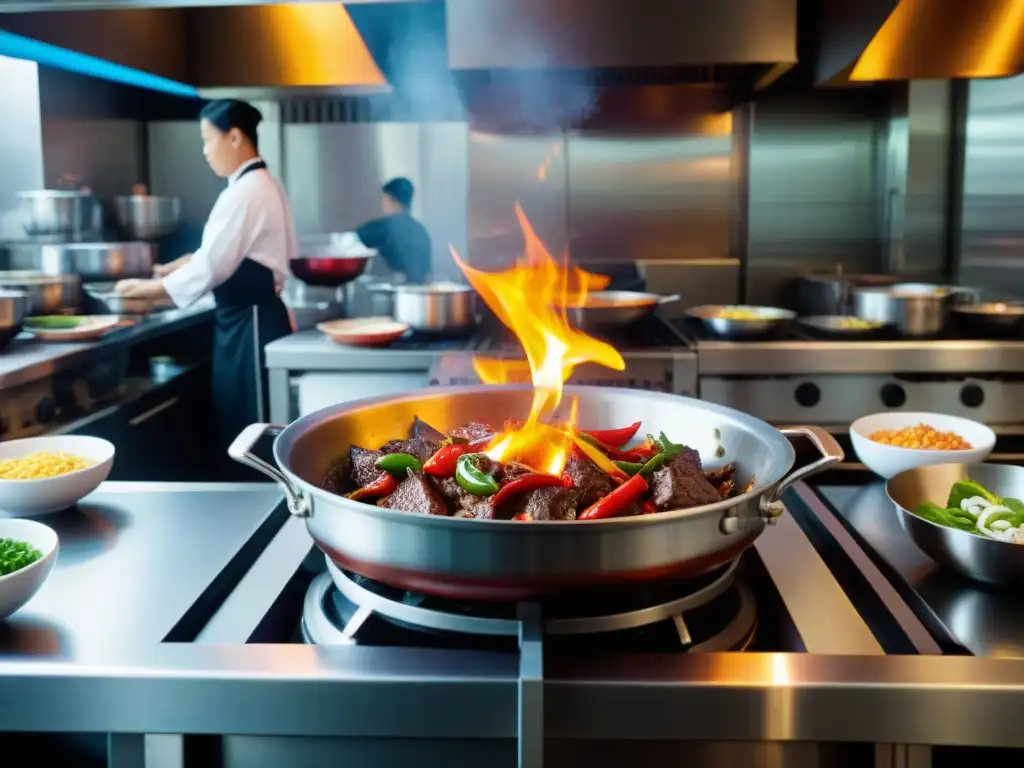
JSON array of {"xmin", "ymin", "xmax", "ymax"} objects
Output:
[
  {"xmin": 813, "ymin": 0, "xmax": 1024, "ymax": 84},
  {"xmin": 0, "ymin": 3, "xmax": 389, "ymax": 98},
  {"xmin": 445, "ymin": 0, "xmax": 798, "ymax": 85}
]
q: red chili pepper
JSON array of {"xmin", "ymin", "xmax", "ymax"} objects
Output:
[
  {"xmin": 578, "ymin": 473, "xmax": 649, "ymax": 520},
  {"xmin": 491, "ymin": 472, "xmax": 565, "ymax": 508},
  {"xmin": 640, "ymin": 500, "xmax": 657, "ymax": 515},
  {"xmin": 512, "ymin": 513, "xmax": 534, "ymax": 521},
  {"xmin": 346, "ymin": 473, "xmax": 398, "ymax": 502},
  {"xmin": 423, "ymin": 440, "xmax": 489, "ymax": 476},
  {"xmin": 580, "ymin": 421, "xmax": 642, "ymax": 449}
]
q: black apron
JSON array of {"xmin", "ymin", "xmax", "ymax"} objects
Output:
[{"xmin": 210, "ymin": 160, "xmax": 293, "ymax": 470}]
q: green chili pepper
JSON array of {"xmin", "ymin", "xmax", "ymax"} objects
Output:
[
  {"xmin": 946, "ymin": 480, "xmax": 999, "ymax": 510},
  {"xmin": 913, "ymin": 501, "xmax": 978, "ymax": 533},
  {"xmin": 613, "ymin": 460, "xmax": 645, "ymax": 475},
  {"xmin": 655, "ymin": 431, "xmax": 685, "ymax": 456},
  {"xmin": 374, "ymin": 453, "xmax": 423, "ymax": 477},
  {"xmin": 455, "ymin": 453, "xmax": 499, "ymax": 496}
]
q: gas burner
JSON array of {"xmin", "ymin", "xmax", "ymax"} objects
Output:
[{"xmin": 302, "ymin": 556, "xmax": 757, "ymax": 652}]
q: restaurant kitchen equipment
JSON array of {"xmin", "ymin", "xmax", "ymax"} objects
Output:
[
  {"xmin": 852, "ymin": 283, "xmax": 981, "ymax": 338},
  {"xmin": 0, "ymin": 289, "xmax": 27, "ymax": 352},
  {"xmin": 5, "ymin": 241, "xmax": 155, "ymax": 282},
  {"xmin": 112, "ymin": 194, "xmax": 181, "ymax": 240},
  {"xmin": 83, "ymin": 282, "xmax": 173, "ymax": 315},
  {"xmin": 0, "ymin": 271, "xmax": 80, "ymax": 315},
  {"xmin": 230, "ymin": 385, "xmax": 842, "ymax": 599},
  {"xmin": 564, "ymin": 290, "xmax": 681, "ymax": 330},
  {"xmin": 16, "ymin": 189, "xmax": 101, "ymax": 240},
  {"xmin": 371, "ymin": 282, "xmax": 478, "ymax": 336}
]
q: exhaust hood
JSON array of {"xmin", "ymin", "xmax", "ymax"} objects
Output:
[
  {"xmin": 0, "ymin": 3, "xmax": 389, "ymax": 98},
  {"xmin": 814, "ymin": 0, "xmax": 1024, "ymax": 83},
  {"xmin": 445, "ymin": 0, "xmax": 797, "ymax": 83}
]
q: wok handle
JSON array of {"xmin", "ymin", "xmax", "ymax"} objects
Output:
[
  {"xmin": 228, "ymin": 423, "xmax": 310, "ymax": 517},
  {"xmin": 761, "ymin": 427, "xmax": 845, "ymax": 520}
]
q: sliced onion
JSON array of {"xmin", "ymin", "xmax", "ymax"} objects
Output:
[
  {"xmin": 960, "ymin": 496, "xmax": 991, "ymax": 517},
  {"xmin": 976, "ymin": 505, "xmax": 1015, "ymax": 542},
  {"xmin": 991, "ymin": 519, "xmax": 1012, "ymax": 531}
]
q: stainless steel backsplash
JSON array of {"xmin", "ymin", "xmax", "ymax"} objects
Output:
[
  {"xmin": 959, "ymin": 75, "xmax": 1024, "ymax": 300},
  {"xmin": 0, "ymin": 55, "xmax": 44, "ymax": 239}
]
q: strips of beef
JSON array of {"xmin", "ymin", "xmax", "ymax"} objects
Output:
[
  {"xmin": 336, "ymin": 417, "xmax": 744, "ymax": 521},
  {"xmin": 381, "ymin": 470, "xmax": 450, "ymax": 516},
  {"xmin": 651, "ymin": 456, "xmax": 722, "ymax": 511}
]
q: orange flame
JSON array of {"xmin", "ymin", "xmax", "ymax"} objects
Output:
[{"xmin": 449, "ymin": 204, "xmax": 625, "ymax": 475}]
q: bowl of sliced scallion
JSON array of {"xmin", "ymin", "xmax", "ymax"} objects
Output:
[
  {"xmin": 0, "ymin": 519, "xmax": 58, "ymax": 619},
  {"xmin": 888, "ymin": 462, "xmax": 1024, "ymax": 588}
]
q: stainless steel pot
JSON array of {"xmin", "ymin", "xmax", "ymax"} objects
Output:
[
  {"xmin": 113, "ymin": 195, "xmax": 181, "ymax": 240},
  {"xmin": 229, "ymin": 385, "xmax": 843, "ymax": 600},
  {"xmin": 6, "ymin": 241, "xmax": 154, "ymax": 281},
  {"xmin": 952, "ymin": 302, "xmax": 1024, "ymax": 338},
  {"xmin": 0, "ymin": 289, "xmax": 27, "ymax": 352},
  {"xmin": 564, "ymin": 290, "xmax": 681, "ymax": 330},
  {"xmin": 888, "ymin": 462, "xmax": 1024, "ymax": 588},
  {"xmin": 16, "ymin": 190, "xmax": 99, "ymax": 238},
  {"xmin": 83, "ymin": 282, "xmax": 173, "ymax": 315},
  {"xmin": 792, "ymin": 273, "xmax": 897, "ymax": 316},
  {"xmin": 0, "ymin": 270, "xmax": 80, "ymax": 315},
  {"xmin": 853, "ymin": 283, "xmax": 980, "ymax": 338},
  {"xmin": 371, "ymin": 282, "xmax": 477, "ymax": 335}
]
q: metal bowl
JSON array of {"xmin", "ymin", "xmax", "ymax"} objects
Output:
[
  {"xmin": 0, "ymin": 271, "xmax": 80, "ymax": 315},
  {"xmin": 0, "ymin": 289, "xmax": 27, "ymax": 352},
  {"xmin": 83, "ymin": 282, "xmax": 173, "ymax": 315},
  {"xmin": 16, "ymin": 190, "xmax": 98, "ymax": 237},
  {"xmin": 7, "ymin": 242, "xmax": 154, "ymax": 281},
  {"xmin": 685, "ymin": 305, "xmax": 796, "ymax": 339},
  {"xmin": 291, "ymin": 254, "xmax": 375, "ymax": 288},
  {"xmin": 887, "ymin": 462, "xmax": 1024, "ymax": 588},
  {"xmin": 952, "ymin": 302, "xmax": 1024, "ymax": 338},
  {"xmin": 113, "ymin": 195, "xmax": 181, "ymax": 240},
  {"xmin": 229, "ymin": 385, "xmax": 843, "ymax": 600}
]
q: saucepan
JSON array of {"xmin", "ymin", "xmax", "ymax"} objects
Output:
[
  {"xmin": 852, "ymin": 283, "xmax": 980, "ymax": 338},
  {"xmin": 0, "ymin": 289, "xmax": 27, "ymax": 352},
  {"xmin": 370, "ymin": 281, "xmax": 479, "ymax": 336},
  {"xmin": 563, "ymin": 290, "xmax": 681, "ymax": 330}
]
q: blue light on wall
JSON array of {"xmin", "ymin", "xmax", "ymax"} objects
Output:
[{"xmin": 0, "ymin": 29, "xmax": 198, "ymax": 99}]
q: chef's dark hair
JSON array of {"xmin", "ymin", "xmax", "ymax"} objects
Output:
[
  {"xmin": 382, "ymin": 177, "xmax": 414, "ymax": 210},
  {"xmin": 200, "ymin": 99, "xmax": 262, "ymax": 149}
]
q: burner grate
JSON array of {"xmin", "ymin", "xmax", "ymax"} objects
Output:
[{"xmin": 302, "ymin": 556, "xmax": 757, "ymax": 653}]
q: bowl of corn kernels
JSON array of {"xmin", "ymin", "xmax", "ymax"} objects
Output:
[
  {"xmin": 849, "ymin": 412, "xmax": 995, "ymax": 479},
  {"xmin": 0, "ymin": 435, "xmax": 115, "ymax": 515}
]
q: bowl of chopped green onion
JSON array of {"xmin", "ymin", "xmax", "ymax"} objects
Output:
[{"xmin": 0, "ymin": 519, "xmax": 58, "ymax": 619}]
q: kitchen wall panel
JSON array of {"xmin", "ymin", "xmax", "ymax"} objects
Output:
[
  {"xmin": 566, "ymin": 114, "xmax": 733, "ymax": 263},
  {"xmin": 959, "ymin": 75, "xmax": 1024, "ymax": 299},
  {"xmin": 745, "ymin": 93, "xmax": 887, "ymax": 305},
  {"xmin": 0, "ymin": 55, "xmax": 44, "ymax": 240},
  {"xmin": 282, "ymin": 122, "xmax": 468, "ymax": 280}
]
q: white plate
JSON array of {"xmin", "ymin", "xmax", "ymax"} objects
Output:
[
  {"xmin": 24, "ymin": 315, "xmax": 124, "ymax": 342},
  {"xmin": 0, "ymin": 518, "xmax": 58, "ymax": 619},
  {"xmin": 0, "ymin": 435, "xmax": 115, "ymax": 515},
  {"xmin": 850, "ymin": 412, "xmax": 996, "ymax": 479}
]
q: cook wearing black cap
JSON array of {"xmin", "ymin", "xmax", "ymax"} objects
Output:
[
  {"xmin": 114, "ymin": 99, "xmax": 296, "ymax": 465},
  {"xmin": 352, "ymin": 177, "xmax": 432, "ymax": 283}
]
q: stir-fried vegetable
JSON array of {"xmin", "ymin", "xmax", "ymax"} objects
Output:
[
  {"xmin": 579, "ymin": 473, "xmax": 649, "ymax": 520},
  {"xmin": 913, "ymin": 479, "xmax": 1024, "ymax": 544},
  {"xmin": 579, "ymin": 421, "xmax": 642, "ymax": 449},
  {"xmin": 455, "ymin": 453, "xmax": 500, "ymax": 496},
  {"xmin": 492, "ymin": 472, "xmax": 572, "ymax": 508},
  {"xmin": 346, "ymin": 474, "xmax": 398, "ymax": 501},
  {"xmin": 375, "ymin": 453, "xmax": 423, "ymax": 477},
  {"xmin": 423, "ymin": 442, "xmax": 484, "ymax": 476}
]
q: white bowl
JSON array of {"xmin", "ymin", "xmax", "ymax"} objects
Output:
[
  {"xmin": 850, "ymin": 412, "xmax": 995, "ymax": 479},
  {"xmin": 0, "ymin": 518, "xmax": 58, "ymax": 619},
  {"xmin": 0, "ymin": 435, "xmax": 115, "ymax": 515}
]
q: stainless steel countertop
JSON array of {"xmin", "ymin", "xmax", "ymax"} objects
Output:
[
  {"xmin": 265, "ymin": 330, "xmax": 466, "ymax": 372},
  {"xmin": 817, "ymin": 483, "xmax": 1024, "ymax": 659},
  {"xmin": 0, "ymin": 482, "xmax": 284, "ymax": 657},
  {"xmin": 696, "ymin": 337, "xmax": 1024, "ymax": 375},
  {"xmin": 4, "ymin": 483, "xmax": 1024, "ymax": 748},
  {"xmin": 0, "ymin": 299, "xmax": 215, "ymax": 390}
]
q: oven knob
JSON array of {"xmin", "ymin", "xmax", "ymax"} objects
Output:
[
  {"xmin": 35, "ymin": 397, "xmax": 56, "ymax": 424},
  {"xmin": 794, "ymin": 382, "xmax": 821, "ymax": 407},
  {"xmin": 880, "ymin": 384, "xmax": 906, "ymax": 408},
  {"xmin": 960, "ymin": 384, "xmax": 985, "ymax": 408}
]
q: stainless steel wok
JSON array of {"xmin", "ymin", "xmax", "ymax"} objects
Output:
[
  {"xmin": 888, "ymin": 462, "xmax": 1024, "ymax": 588},
  {"xmin": 230, "ymin": 385, "xmax": 843, "ymax": 600},
  {"xmin": 564, "ymin": 290, "xmax": 681, "ymax": 330}
]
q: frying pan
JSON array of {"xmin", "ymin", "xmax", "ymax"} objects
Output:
[
  {"xmin": 952, "ymin": 302, "xmax": 1024, "ymax": 338},
  {"xmin": 686, "ymin": 305, "xmax": 795, "ymax": 339},
  {"xmin": 563, "ymin": 290, "xmax": 681, "ymax": 330}
]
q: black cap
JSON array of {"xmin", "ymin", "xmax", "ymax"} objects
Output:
[
  {"xmin": 200, "ymin": 99, "xmax": 262, "ymax": 147},
  {"xmin": 382, "ymin": 177, "xmax": 414, "ymax": 209}
]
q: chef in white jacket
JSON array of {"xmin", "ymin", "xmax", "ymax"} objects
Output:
[{"xmin": 115, "ymin": 99, "xmax": 297, "ymax": 462}]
